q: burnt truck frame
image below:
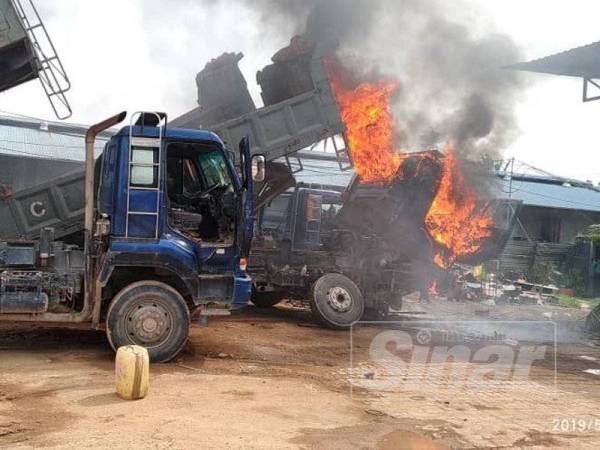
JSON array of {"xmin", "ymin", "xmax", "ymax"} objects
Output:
[
  {"xmin": 249, "ymin": 183, "xmax": 410, "ymax": 328},
  {"xmin": 249, "ymin": 153, "xmax": 523, "ymax": 329}
]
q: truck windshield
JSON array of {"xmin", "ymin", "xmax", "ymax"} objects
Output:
[{"xmin": 197, "ymin": 150, "xmax": 232, "ymax": 189}]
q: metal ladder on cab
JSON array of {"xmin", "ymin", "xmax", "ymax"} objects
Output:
[{"xmin": 125, "ymin": 112, "xmax": 165, "ymax": 240}]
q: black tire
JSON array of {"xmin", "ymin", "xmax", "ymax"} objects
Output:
[
  {"xmin": 310, "ymin": 273, "xmax": 364, "ymax": 329},
  {"xmin": 251, "ymin": 290, "xmax": 284, "ymax": 308},
  {"xmin": 585, "ymin": 304, "xmax": 600, "ymax": 333},
  {"xmin": 106, "ymin": 281, "xmax": 190, "ymax": 363}
]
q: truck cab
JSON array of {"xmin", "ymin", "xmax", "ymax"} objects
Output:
[
  {"xmin": 97, "ymin": 114, "xmax": 257, "ymax": 300},
  {"xmin": 249, "ymin": 183, "xmax": 407, "ymax": 328},
  {"xmin": 257, "ymin": 184, "xmax": 344, "ymax": 252},
  {"xmin": 0, "ymin": 111, "xmax": 265, "ymax": 362}
]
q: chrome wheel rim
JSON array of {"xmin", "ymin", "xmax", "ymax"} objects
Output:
[{"xmin": 326, "ymin": 286, "xmax": 352, "ymax": 312}]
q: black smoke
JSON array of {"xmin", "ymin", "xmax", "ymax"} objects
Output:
[{"xmin": 227, "ymin": 0, "xmax": 524, "ymax": 160}]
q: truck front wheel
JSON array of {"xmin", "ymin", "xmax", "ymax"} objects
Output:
[
  {"xmin": 310, "ymin": 273, "xmax": 364, "ymax": 329},
  {"xmin": 106, "ymin": 281, "xmax": 190, "ymax": 363}
]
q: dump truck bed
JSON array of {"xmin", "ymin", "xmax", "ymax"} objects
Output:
[
  {"xmin": 0, "ymin": 169, "xmax": 84, "ymax": 240},
  {"xmin": 171, "ymin": 47, "xmax": 345, "ymax": 162}
]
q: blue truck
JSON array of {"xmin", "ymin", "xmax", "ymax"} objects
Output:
[{"xmin": 0, "ymin": 111, "xmax": 265, "ymax": 362}]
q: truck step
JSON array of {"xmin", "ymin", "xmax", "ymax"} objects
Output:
[{"xmin": 198, "ymin": 308, "xmax": 231, "ymax": 316}]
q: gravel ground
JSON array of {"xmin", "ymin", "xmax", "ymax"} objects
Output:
[{"xmin": 1, "ymin": 298, "xmax": 599, "ymax": 449}]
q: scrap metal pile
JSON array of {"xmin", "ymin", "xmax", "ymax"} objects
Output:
[{"xmin": 443, "ymin": 265, "xmax": 561, "ymax": 305}]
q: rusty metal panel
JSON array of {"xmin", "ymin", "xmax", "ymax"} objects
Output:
[{"xmin": 213, "ymin": 85, "xmax": 344, "ymax": 161}]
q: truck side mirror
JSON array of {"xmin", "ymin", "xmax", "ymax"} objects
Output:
[{"xmin": 252, "ymin": 155, "xmax": 266, "ymax": 182}]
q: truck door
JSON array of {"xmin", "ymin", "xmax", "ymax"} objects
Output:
[
  {"xmin": 319, "ymin": 192, "xmax": 343, "ymax": 238},
  {"xmin": 238, "ymin": 137, "xmax": 254, "ymax": 257},
  {"xmin": 165, "ymin": 142, "xmax": 236, "ymax": 246},
  {"xmin": 292, "ymin": 190, "xmax": 322, "ymax": 250}
]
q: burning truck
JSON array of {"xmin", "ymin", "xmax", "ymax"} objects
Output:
[
  {"xmin": 0, "ymin": 37, "xmax": 521, "ymax": 331},
  {"xmin": 250, "ymin": 149, "xmax": 519, "ymax": 328},
  {"xmin": 189, "ymin": 39, "xmax": 521, "ymax": 328}
]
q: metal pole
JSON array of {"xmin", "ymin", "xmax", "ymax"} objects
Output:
[{"xmin": 508, "ymin": 157, "xmax": 515, "ymax": 199}]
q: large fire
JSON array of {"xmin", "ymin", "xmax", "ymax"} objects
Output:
[
  {"xmin": 327, "ymin": 65, "xmax": 402, "ymax": 182},
  {"xmin": 425, "ymin": 149, "xmax": 494, "ymax": 268},
  {"xmin": 327, "ymin": 62, "xmax": 494, "ymax": 269}
]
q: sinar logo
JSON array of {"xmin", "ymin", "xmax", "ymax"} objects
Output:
[{"xmin": 30, "ymin": 201, "xmax": 47, "ymax": 218}]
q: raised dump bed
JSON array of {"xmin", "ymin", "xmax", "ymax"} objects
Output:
[{"xmin": 171, "ymin": 44, "xmax": 346, "ymax": 163}]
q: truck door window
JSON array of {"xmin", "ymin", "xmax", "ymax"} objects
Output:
[
  {"xmin": 262, "ymin": 193, "xmax": 291, "ymax": 232},
  {"xmin": 130, "ymin": 146, "xmax": 158, "ymax": 188},
  {"xmin": 165, "ymin": 142, "xmax": 235, "ymax": 245},
  {"xmin": 305, "ymin": 194, "xmax": 322, "ymax": 246},
  {"xmin": 319, "ymin": 194, "xmax": 343, "ymax": 246},
  {"xmin": 166, "ymin": 157, "xmax": 201, "ymax": 203},
  {"xmin": 196, "ymin": 150, "xmax": 232, "ymax": 189},
  {"xmin": 183, "ymin": 159, "xmax": 200, "ymax": 194},
  {"xmin": 321, "ymin": 201, "xmax": 342, "ymax": 230},
  {"xmin": 306, "ymin": 194, "xmax": 321, "ymax": 228}
]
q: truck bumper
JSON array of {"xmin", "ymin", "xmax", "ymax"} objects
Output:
[{"xmin": 231, "ymin": 273, "xmax": 252, "ymax": 310}]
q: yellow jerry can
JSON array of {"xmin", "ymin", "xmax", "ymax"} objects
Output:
[{"xmin": 115, "ymin": 345, "xmax": 150, "ymax": 400}]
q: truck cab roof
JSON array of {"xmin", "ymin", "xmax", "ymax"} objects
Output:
[{"xmin": 114, "ymin": 125, "xmax": 226, "ymax": 147}]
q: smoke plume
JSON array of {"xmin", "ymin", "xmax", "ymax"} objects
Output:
[{"xmin": 233, "ymin": 0, "xmax": 524, "ymax": 160}]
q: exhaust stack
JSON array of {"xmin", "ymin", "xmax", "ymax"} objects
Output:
[{"xmin": 84, "ymin": 111, "xmax": 127, "ymax": 240}]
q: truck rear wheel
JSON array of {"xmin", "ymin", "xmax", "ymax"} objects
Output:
[
  {"xmin": 106, "ymin": 281, "xmax": 190, "ymax": 363},
  {"xmin": 310, "ymin": 273, "xmax": 364, "ymax": 329}
]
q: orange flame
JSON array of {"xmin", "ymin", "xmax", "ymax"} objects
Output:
[
  {"xmin": 327, "ymin": 62, "xmax": 493, "ymax": 269},
  {"xmin": 428, "ymin": 280, "xmax": 438, "ymax": 296},
  {"xmin": 425, "ymin": 148, "xmax": 494, "ymax": 268},
  {"xmin": 327, "ymin": 65, "xmax": 402, "ymax": 182}
]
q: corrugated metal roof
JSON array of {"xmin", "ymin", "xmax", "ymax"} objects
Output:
[
  {"xmin": 0, "ymin": 115, "xmax": 111, "ymax": 162},
  {"xmin": 2, "ymin": 116, "xmax": 598, "ymax": 214},
  {"xmin": 511, "ymin": 41, "xmax": 600, "ymax": 78},
  {"xmin": 295, "ymin": 159, "xmax": 600, "ymax": 213},
  {"xmin": 498, "ymin": 176, "xmax": 600, "ymax": 212}
]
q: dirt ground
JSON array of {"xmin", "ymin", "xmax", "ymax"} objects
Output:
[{"xmin": 1, "ymin": 298, "xmax": 600, "ymax": 449}]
